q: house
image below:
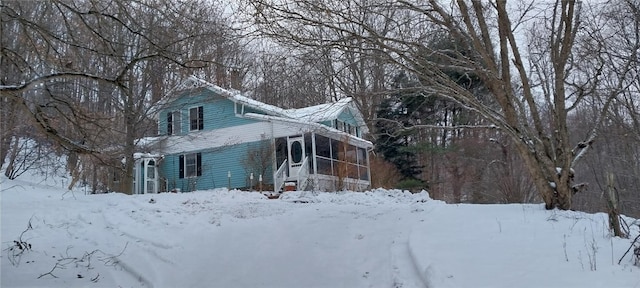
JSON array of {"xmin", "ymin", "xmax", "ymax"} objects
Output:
[{"xmin": 133, "ymin": 76, "xmax": 373, "ymax": 194}]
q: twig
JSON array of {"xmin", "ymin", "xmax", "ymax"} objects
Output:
[
  {"xmin": 61, "ymin": 189, "xmax": 77, "ymax": 200},
  {"xmin": 99, "ymin": 242, "xmax": 128, "ymax": 266},
  {"xmin": 5, "ymin": 216, "xmax": 34, "ymax": 266},
  {"xmin": 38, "ymin": 262, "xmax": 62, "ymax": 279},
  {"xmin": 0, "ymin": 184, "xmax": 26, "ymax": 192},
  {"xmin": 618, "ymin": 234, "xmax": 640, "ymax": 265},
  {"xmin": 38, "ymin": 243, "xmax": 127, "ymax": 280},
  {"xmin": 620, "ymin": 217, "xmax": 631, "ymax": 237}
]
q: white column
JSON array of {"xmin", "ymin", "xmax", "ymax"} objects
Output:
[{"xmin": 142, "ymin": 159, "xmax": 148, "ymax": 195}]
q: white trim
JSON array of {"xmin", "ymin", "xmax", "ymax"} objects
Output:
[
  {"xmin": 311, "ymin": 132, "xmax": 318, "ymax": 189},
  {"xmin": 243, "ymin": 113, "xmax": 373, "ymax": 148},
  {"xmin": 188, "ymin": 105, "xmax": 203, "ymax": 132},
  {"xmin": 313, "ymin": 174, "xmax": 370, "ymax": 191},
  {"xmin": 167, "ymin": 110, "xmax": 182, "ymax": 136}
]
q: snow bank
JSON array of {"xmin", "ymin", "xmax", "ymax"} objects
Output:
[
  {"xmin": 407, "ymin": 204, "xmax": 640, "ymax": 288},
  {"xmin": 279, "ymin": 189, "xmax": 433, "ymax": 205},
  {"xmin": 2, "ymin": 175, "xmax": 639, "ymax": 288}
]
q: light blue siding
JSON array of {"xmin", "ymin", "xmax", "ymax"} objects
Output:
[
  {"xmin": 158, "ymin": 89, "xmax": 259, "ymax": 136},
  {"xmin": 337, "ymin": 109, "xmax": 359, "ymax": 127},
  {"xmin": 159, "ymin": 140, "xmax": 274, "ymax": 192}
]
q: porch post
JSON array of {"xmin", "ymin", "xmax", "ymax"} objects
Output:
[
  {"xmin": 311, "ymin": 132, "xmax": 318, "ymax": 190},
  {"xmin": 366, "ymin": 147, "xmax": 372, "ymax": 190},
  {"xmin": 142, "ymin": 159, "xmax": 148, "ymax": 195}
]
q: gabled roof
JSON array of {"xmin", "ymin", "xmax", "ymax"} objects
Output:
[
  {"xmin": 161, "ymin": 76, "xmax": 369, "ymax": 134},
  {"xmin": 284, "ymin": 98, "xmax": 351, "ymax": 122}
]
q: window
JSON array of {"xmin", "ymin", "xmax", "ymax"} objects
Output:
[
  {"xmin": 167, "ymin": 111, "xmax": 181, "ymax": 135},
  {"xmin": 314, "ymin": 134, "xmax": 369, "ymax": 180},
  {"xmin": 291, "ymin": 141, "xmax": 303, "ymax": 163},
  {"xmin": 147, "ymin": 160, "xmax": 155, "ymax": 179},
  {"xmin": 189, "ymin": 106, "xmax": 204, "ymax": 131},
  {"xmin": 179, "ymin": 153, "xmax": 202, "ymax": 178},
  {"xmin": 275, "ymin": 137, "xmax": 287, "ymax": 167},
  {"xmin": 315, "ymin": 135, "xmax": 331, "ymax": 158}
]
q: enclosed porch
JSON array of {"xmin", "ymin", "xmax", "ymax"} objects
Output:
[
  {"xmin": 272, "ymin": 132, "xmax": 371, "ymax": 192},
  {"xmin": 132, "ymin": 153, "xmax": 163, "ymax": 194}
]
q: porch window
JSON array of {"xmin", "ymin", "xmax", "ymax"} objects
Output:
[
  {"xmin": 291, "ymin": 141, "xmax": 303, "ymax": 163},
  {"xmin": 314, "ymin": 134, "xmax": 368, "ymax": 181},
  {"xmin": 315, "ymin": 135, "xmax": 331, "ymax": 158},
  {"xmin": 147, "ymin": 161, "xmax": 155, "ymax": 179},
  {"xmin": 167, "ymin": 111, "xmax": 181, "ymax": 135},
  {"xmin": 189, "ymin": 106, "xmax": 204, "ymax": 131},
  {"xmin": 275, "ymin": 137, "xmax": 287, "ymax": 167},
  {"xmin": 179, "ymin": 153, "xmax": 202, "ymax": 178}
]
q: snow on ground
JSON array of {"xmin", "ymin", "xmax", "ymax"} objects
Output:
[{"xmin": 1, "ymin": 176, "xmax": 639, "ymax": 288}]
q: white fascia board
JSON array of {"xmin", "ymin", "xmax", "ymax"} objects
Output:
[{"xmin": 243, "ymin": 113, "xmax": 373, "ymax": 148}]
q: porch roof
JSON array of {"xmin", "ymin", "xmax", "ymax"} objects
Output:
[{"xmin": 243, "ymin": 113, "xmax": 373, "ymax": 148}]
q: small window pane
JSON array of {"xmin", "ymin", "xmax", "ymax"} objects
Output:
[
  {"xmin": 147, "ymin": 163, "xmax": 155, "ymax": 179},
  {"xmin": 359, "ymin": 166, "xmax": 369, "ymax": 181},
  {"xmin": 173, "ymin": 112, "xmax": 181, "ymax": 134},
  {"xmin": 330, "ymin": 139, "xmax": 339, "ymax": 160},
  {"xmin": 357, "ymin": 148, "xmax": 367, "ymax": 165},
  {"xmin": 190, "ymin": 107, "xmax": 202, "ymax": 131},
  {"xmin": 291, "ymin": 141, "xmax": 303, "ymax": 163},
  {"xmin": 146, "ymin": 181, "xmax": 155, "ymax": 194},
  {"xmin": 186, "ymin": 153, "xmax": 197, "ymax": 177},
  {"xmin": 316, "ymin": 158, "xmax": 332, "ymax": 175},
  {"xmin": 348, "ymin": 163, "xmax": 359, "ymax": 179},
  {"xmin": 315, "ymin": 135, "xmax": 331, "ymax": 158}
]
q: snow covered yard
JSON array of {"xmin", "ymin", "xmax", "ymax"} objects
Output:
[{"xmin": 1, "ymin": 178, "xmax": 639, "ymax": 288}]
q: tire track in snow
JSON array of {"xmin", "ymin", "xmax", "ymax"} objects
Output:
[
  {"xmin": 390, "ymin": 235, "xmax": 428, "ymax": 288},
  {"xmin": 111, "ymin": 255, "xmax": 155, "ymax": 288},
  {"xmin": 99, "ymin": 206, "xmax": 176, "ymax": 286}
]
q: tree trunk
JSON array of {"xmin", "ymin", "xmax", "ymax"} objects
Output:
[
  {"xmin": 606, "ymin": 172, "xmax": 624, "ymax": 237},
  {"xmin": 120, "ymin": 87, "xmax": 137, "ymax": 195}
]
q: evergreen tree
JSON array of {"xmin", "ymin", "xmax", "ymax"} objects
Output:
[{"xmin": 374, "ymin": 71, "xmax": 427, "ymax": 182}]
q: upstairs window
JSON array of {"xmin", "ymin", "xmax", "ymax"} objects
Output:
[
  {"xmin": 167, "ymin": 111, "xmax": 181, "ymax": 135},
  {"xmin": 179, "ymin": 153, "xmax": 202, "ymax": 178},
  {"xmin": 190, "ymin": 106, "xmax": 204, "ymax": 131},
  {"xmin": 333, "ymin": 119, "xmax": 360, "ymax": 137}
]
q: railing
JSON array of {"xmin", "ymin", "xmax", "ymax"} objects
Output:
[
  {"xmin": 274, "ymin": 159, "xmax": 288, "ymax": 192},
  {"xmin": 296, "ymin": 156, "xmax": 310, "ymax": 191}
]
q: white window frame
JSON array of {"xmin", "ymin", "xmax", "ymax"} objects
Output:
[
  {"xmin": 167, "ymin": 110, "xmax": 181, "ymax": 135},
  {"xmin": 189, "ymin": 106, "xmax": 204, "ymax": 131},
  {"xmin": 185, "ymin": 153, "xmax": 197, "ymax": 177},
  {"xmin": 181, "ymin": 152, "xmax": 202, "ymax": 178}
]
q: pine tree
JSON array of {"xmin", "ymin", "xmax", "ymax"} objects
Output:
[{"xmin": 374, "ymin": 71, "xmax": 425, "ymax": 182}]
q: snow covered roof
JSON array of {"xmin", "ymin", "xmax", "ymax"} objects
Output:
[
  {"xmin": 244, "ymin": 112, "xmax": 373, "ymax": 148},
  {"xmin": 179, "ymin": 76, "xmax": 288, "ymax": 117},
  {"xmin": 284, "ymin": 98, "xmax": 353, "ymax": 122},
  {"xmin": 166, "ymin": 76, "xmax": 369, "ymax": 134}
]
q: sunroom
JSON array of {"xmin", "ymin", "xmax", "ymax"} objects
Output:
[{"xmin": 272, "ymin": 130, "xmax": 371, "ymax": 192}]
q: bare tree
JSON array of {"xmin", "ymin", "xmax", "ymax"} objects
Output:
[
  {"xmin": 0, "ymin": 0, "xmax": 240, "ymax": 193},
  {"xmin": 245, "ymin": 0, "xmax": 638, "ymax": 210}
]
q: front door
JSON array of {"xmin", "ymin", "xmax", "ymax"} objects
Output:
[
  {"xmin": 287, "ymin": 136, "xmax": 305, "ymax": 178},
  {"xmin": 145, "ymin": 160, "xmax": 157, "ymax": 194}
]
